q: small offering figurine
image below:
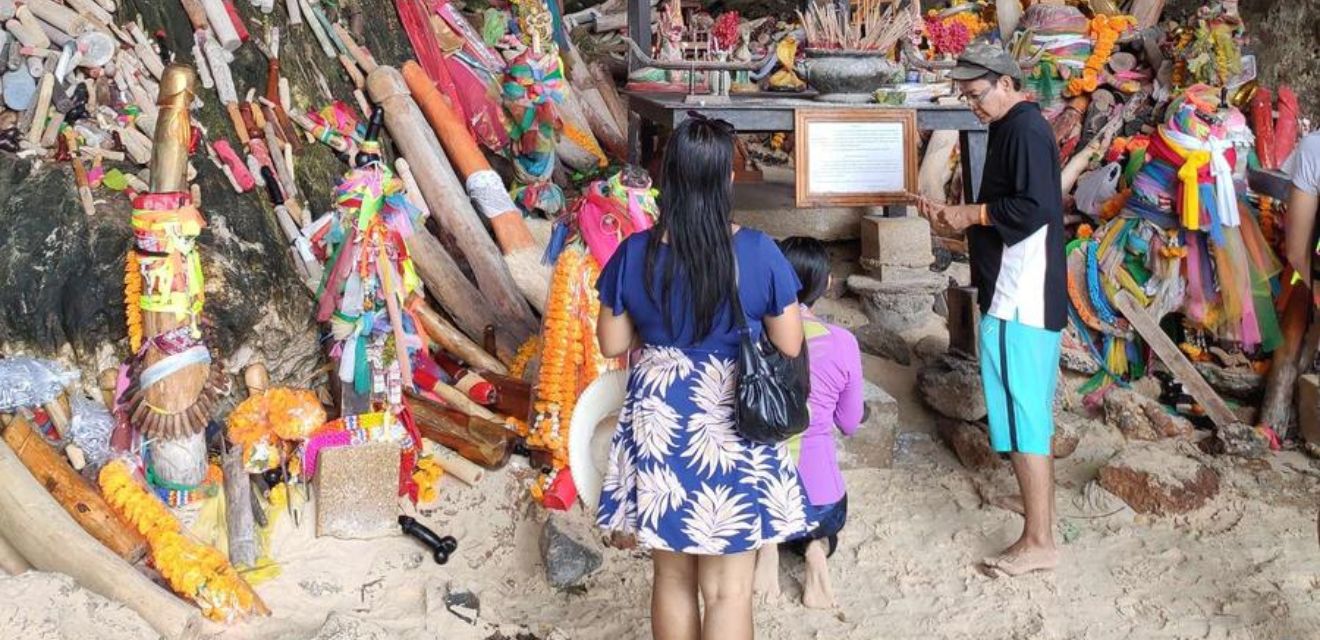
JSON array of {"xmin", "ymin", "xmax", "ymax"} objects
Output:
[{"xmin": 627, "ymin": 0, "xmax": 702, "ymax": 91}]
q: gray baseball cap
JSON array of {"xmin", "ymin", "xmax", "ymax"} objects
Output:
[{"xmin": 948, "ymin": 41, "xmax": 1023, "ymax": 82}]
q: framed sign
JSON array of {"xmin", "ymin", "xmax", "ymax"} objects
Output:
[{"xmin": 793, "ymin": 108, "xmax": 918, "ymax": 207}]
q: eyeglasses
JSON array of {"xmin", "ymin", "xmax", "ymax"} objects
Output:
[{"xmin": 958, "ymin": 83, "xmax": 997, "ymax": 106}]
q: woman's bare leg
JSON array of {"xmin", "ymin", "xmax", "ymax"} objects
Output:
[
  {"xmin": 652, "ymin": 550, "xmax": 700, "ymax": 640},
  {"xmin": 696, "ymin": 551, "xmax": 756, "ymax": 640},
  {"xmin": 752, "ymin": 545, "xmax": 780, "ymax": 599}
]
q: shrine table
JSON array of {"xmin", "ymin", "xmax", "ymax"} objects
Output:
[{"xmin": 625, "ymin": 91, "xmax": 991, "ymax": 203}]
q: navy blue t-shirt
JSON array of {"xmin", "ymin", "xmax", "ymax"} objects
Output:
[{"xmin": 596, "ymin": 228, "xmax": 801, "ymax": 355}]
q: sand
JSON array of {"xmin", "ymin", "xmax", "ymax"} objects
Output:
[{"xmin": 4, "ymin": 355, "xmax": 1320, "ymax": 639}]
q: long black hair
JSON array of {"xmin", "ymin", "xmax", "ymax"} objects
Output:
[
  {"xmin": 778, "ymin": 236, "xmax": 830, "ymax": 307},
  {"xmin": 645, "ymin": 116, "xmax": 737, "ymax": 342}
]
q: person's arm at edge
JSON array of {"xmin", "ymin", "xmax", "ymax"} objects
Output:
[
  {"xmin": 764, "ymin": 303, "xmax": 804, "ymax": 358},
  {"xmin": 834, "ymin": 331, "xmax": 865, "ymax": 436},
  {"xmin": 1286, "ymin": 186, "xmax": 1319, "ymax": 283}
]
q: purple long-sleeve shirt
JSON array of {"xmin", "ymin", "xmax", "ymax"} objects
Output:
[{"xmin": 795, "ymin": 314, "xmax": 864, "ymax": 506}]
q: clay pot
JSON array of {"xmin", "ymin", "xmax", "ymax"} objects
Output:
[{"xmin": 796, "ymin": 49, "xmax": 904, "ymax": 103}]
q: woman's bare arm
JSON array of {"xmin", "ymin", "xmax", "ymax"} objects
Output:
[
  {"xmin": 1286, "ymin": 186, "xmax": 1320, "ymax": 280},
  {"xmin": 597, "ymin": 307, "xmax": 636, "ymax": 358},
  {"xmin": 762, "ymin": 304, "xmax": 804, "ymax": 358}
]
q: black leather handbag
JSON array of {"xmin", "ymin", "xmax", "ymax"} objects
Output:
[{"xmin": 728, "ymin": 266, "xmax": 811, "ymax": 445}]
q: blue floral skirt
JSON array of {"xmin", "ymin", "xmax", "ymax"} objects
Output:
[{"xmin": 596, "ymin": 346, "xmax": 817, "ymax": 555}]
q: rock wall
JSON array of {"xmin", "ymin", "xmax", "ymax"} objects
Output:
[
  {"xmin": 1165, "ymin": 0, "xmax": 1320, "ymax": 122},
  {"xmin": 0, "ymin": 0, "xmax": 415, "ymax": 388}
]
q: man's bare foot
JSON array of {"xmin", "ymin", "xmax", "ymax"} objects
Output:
[
  {"xmin": 753, "ymin": 545, "xmax": 781, "ymax": 599},
  {"xmin": 981, "ymin": 543, "xmax": 1058, "ymax": 577},
  {"xmin": 801, "ymin": 540, "xmax": 836, "ymax": 609},
  {"xmin": 989, "ymin": 494, "xmax": 1026, "ymax": 516}
]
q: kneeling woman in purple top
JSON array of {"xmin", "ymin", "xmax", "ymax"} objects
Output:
[{"xmin": 753, "ymin": 237, "xmax": 865, "ymax": 609}]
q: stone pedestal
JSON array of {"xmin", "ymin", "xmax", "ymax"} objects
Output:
[{"xmin": 859, "ymin": 215, "xmax": 935, "ymax": 270}]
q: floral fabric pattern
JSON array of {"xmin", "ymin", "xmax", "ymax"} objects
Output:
[{"xmin": 597, "ymin": 346, "xmax": 815, "ymax": 555}]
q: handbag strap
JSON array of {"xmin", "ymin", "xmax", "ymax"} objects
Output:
[{"xmin": 728, "ymin": 248, "xmax": 751, "ymax": 332}]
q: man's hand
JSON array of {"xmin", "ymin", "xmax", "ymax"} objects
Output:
[{"xmin": 909, "ymin": 193, "xmax": 982, "ymax": 236}]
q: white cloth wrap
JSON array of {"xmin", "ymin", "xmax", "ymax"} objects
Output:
[
  {"xmin": 466, "ymin": 169, "xmax": 518, "ymax": 219},
  {"xmin": 1162, "ymin": 127, "xmax": 1240, "ymax": 228}
]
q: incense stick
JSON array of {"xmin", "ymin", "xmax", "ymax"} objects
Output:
[{"xmin": 799, "ymin": 0, "xmax": 914, "ymax": 52}]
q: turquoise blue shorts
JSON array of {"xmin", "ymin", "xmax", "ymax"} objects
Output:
[{"xmin": 978, "ymin": 315, "xmax": 1062, "ymax": 456}]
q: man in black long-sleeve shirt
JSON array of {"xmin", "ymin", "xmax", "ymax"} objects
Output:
[{"xmin": 912, "ymin": 42, "xmax": 1065, "ymax": 578}]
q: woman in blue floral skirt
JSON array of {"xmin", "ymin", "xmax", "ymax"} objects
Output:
[{"xmin": 595, "ymin": 116, "xmax": 816, "ymax": 640}]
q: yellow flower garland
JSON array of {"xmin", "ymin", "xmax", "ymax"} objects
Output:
[
  {"xmin": 411, "ymin": 456, "xmax": 444, "ymax": 504},
  {"xmin": 99, "ymin": 460, "xmax": 263, "ymax": 622}
]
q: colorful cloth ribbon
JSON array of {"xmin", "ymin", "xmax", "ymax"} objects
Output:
[{"xmin": 131, "ymin": 193, "xmax": 206, "ymax": 329}]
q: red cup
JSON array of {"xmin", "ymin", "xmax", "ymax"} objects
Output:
[{"xmin": 542, "ymin": 467, "xmax": 578, "ymax": 511}]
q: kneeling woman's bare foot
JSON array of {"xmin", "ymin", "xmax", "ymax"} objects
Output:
[
  {"xmin": 980, "ymin": 542, "xmax": 1058, "ymax": 578},
  {"xmin": 801, "ymin": 540, "xmax": 837, "ymax": 609},
  {"xmin": 753, "ymin": 545, "xmax": 781, "ymax": 600}
]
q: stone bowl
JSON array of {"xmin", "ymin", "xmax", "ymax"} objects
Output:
[{"xmin": 796, "ymin": 49, "xmax": 905, "ymax": 103}]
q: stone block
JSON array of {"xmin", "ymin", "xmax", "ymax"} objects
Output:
[
  {"xmin": 841, "ymin": 382, "xmax": 899, "ymax": 469},
  {"xmin": 315, "ymin": 443, "xmax": 400, "ymax": 540},
  {"xmin": 856, "ymin": 320, "xmax": 949, "ymax": 366},
  {"xmin": 859, "ymin": 216, "xmax": 934, "ymax": 268},
  {"xmin": 1097, "ymin": 443, "xmax": 1219, "ymax": 515},
  {"xmin": 731, "ymin": 179, "xmax": 867, "ymax": 241},
  {"xmin": 540, "ymin": 512, "xmax": 602, "ymax": 589},
  {"xmin": 1052, "ymin": 413, "xmax": 1080, "ymax": 459},
  {"xmin": 936, "ymin": 419, "xmax": 999, "ymax": 471},
  {"xmin": 917, "ymin": 354, "xmax": 986, "ymax": 422},
  {"xmin": 1194, "ymin": 362, "xmax": 1264, "ymax": 401},
  {"xmin": 1102, "ymin": 388, "xmax": 1194, "ymax": 441}
]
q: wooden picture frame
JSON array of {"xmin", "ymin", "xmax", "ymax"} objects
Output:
[{"xmin": 793, "ymin": 108, "xmax": 919, "ymax": 207}]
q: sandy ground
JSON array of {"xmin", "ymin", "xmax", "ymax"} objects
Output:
[{"xmin": 4, "ymin": 355, "xmax": 1320, "ymax": 639}]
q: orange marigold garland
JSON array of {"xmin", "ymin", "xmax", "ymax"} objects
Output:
[
  {"xmin": 99, "ymin": 460, "xmax": 265, "ymax": 622},
  {"xmin": 528, "ymin": 246, "xmax": 614, "ymax": 503},
  {"xmin": 1066, "ymin": 15, "xmax": 1135, "ymax": 97},
  {"xmin": 1258, "ymin": 196, "xmax": 1277, "ymax": 249},
  {"xmin": 509, "ymin": 336, "xmax": 540, "ymax": 380},
  {"xmin": 125, "ymin": 251, "xmax": 143, "ymax": 352}
]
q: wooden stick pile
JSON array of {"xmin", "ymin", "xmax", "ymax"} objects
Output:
[{"xmin": 798, "ymin": 0, "xmax": 914, "ymax": 52}]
